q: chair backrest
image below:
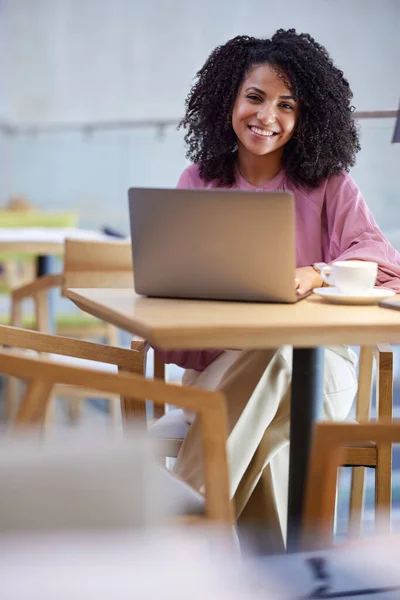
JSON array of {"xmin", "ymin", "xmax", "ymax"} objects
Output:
[
  {"xmin": 303, "ymin": 421, "xmax": 400, "ymax": 551},
  {"xmin": 62, "ymin": 238, "xmax": 133, "ymax": 293},
  {"xmin": 0, "ymin": 347, "xmax": 233, "ymax": 525}
]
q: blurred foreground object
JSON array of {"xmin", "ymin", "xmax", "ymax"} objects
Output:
[
  {"xmin": 0, "ymin": 338, "xmax": 233, "ymax": 526},
  {"xmin": 2, "ymin": 524, "xmax": 400, "ymax": 598},
  {"xmin": 0, "ymin": 528, "xmax": 264, "ymax": 600},
  {"xmin": 0, "ymin": 431, "xmax": 164, "ymax": 531},
  {"xmin": 7, "ymin": 237, "xmax": 135, "ymax": 425}
]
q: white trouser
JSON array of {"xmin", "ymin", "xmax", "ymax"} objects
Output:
[{"xmin": 173, "ymin": 346, "xmax": 358, "ymax": 551}]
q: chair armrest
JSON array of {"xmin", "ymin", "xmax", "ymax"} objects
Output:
[
  {"xmin": 130, "ymin": 338, "xmax": 147, "ymax": 353},
  {"xmin": 1, "ymin": 347, "xmax": 227, "ymax": 432},
  {"xmin": 0, "ymin": 324, "xmax": 144, "ymax": 371},
  {"xmin": 12, "ymin": 274, "xmax": 63, "ymax": 301},
  {"xmin": 373, "ymin": 343, "xmax": 393, "ymax": 366},
  {"xmin": 1, "ymin": 347, "xmax": 233, "ymax": 524}
]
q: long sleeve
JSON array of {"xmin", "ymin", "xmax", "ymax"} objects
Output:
[{"xmin": 324, "ymin": 173, "xmax": 400, "ymax": 291}]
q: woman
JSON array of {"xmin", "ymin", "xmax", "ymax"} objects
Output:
[{"xmin": 156, "ymin": 29, "xmax": 400, "ymax": 551}]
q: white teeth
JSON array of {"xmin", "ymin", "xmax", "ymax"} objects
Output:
[{"xmin": 250, "ymin": 126, "xmax": 275, "ymax": 137}]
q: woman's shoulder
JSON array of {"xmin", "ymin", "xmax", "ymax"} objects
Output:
[
  {"xmin": 176, "ymin": 163, "xmax": 217, "ymax": 189},
  {"xmin": 325, "ymin": 170, "xmax": 360, "ymax": 195},
  {"xmin": 287, "ymin": 170, "xmax": 361, "ymax": 205},
  {"xmin": 321, "ymin": 171, "xmax": 365, "ymax": 212}
]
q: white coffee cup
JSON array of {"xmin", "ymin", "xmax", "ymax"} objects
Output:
[{"xmin": 320, "ymin": 260, "xmax": 378, "ymax": 295}]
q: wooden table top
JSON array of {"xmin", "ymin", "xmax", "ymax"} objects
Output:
[
  {"xmin": 66, "ymin": 288, "xmax": 400, "ymax": 349},
  {"xmin": 0, "ymin": 228, "xmax": 119, "ymax": 255}
]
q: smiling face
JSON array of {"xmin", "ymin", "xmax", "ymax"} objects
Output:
[{"xmin": 231, "ymin": 63, "xmax": 299, "ymax": 162}]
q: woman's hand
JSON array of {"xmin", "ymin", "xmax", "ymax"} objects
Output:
[{"xmin": 295, "ymin": 266, "xmax": 323, "ymax": 296}]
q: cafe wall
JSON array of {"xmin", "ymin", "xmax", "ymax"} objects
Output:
[{"xmin": 1, "ymin": 0, "xmax": 399, "ymax": 238}]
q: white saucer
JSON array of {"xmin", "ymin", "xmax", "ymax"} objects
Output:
[{"xmin": 313, "ymin": 287, "xmax": 396, "ymax": 305}]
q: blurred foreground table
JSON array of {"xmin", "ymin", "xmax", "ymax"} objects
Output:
[
  {"xmin": 3, "ymin": 530, "xmax": 400, "ymax": 599},
  {"xmin": 0, "ymin": 227, "xmax": 118, "ymax": 260},
  {"xmin": 66, "ymin": 288, "xmax": 400, "ymax": 551}
]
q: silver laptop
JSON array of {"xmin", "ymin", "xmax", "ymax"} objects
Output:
[{"xmin": 128, "ymin": 187, "xmax": 303, "ymax": 303}]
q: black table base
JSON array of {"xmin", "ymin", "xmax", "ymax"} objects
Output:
[
  {"xmin": 287, "ymin": 347, "xmax": 325, "ymax": 552},
  {"xmin": 36, "ymin": 255, "xmax": 55, "ymax": 331},
  {"xmin": 36, "ymin": 255, "xmax": 51, "ymax": 278}
]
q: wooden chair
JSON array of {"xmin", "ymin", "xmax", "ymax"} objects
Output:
[
  {"xmin": 148, "ymin": 344, "xmax": 394, "ymax": 533},
  {"xmin": 344, "ymin": 345, "xmax": 393, "ymax": 537},
  {"xmin": 10, "ymin": 237, "xmax": 133, "ymax": 339},
  {"xmin": 0, "ymin": 337, "xmax": 232, "ymax": 526},
  {"xmin": 8, "ymin": 238, "xmax": 183, "ymax": 424},
  {"xmin": 1, "ymin": 323, "xmax": 147, "ymax": 417},
  {"xmin": 7, "ymin": 238, "xmax": 140, "ymax": 423},
  {"xmin": 303, "ymin": 421, "xmax": 399, "ymax": 550}
]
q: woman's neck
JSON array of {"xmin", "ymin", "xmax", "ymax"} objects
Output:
[{"xmin": 236, "ymin": 148, "xmax": 283, "ymax": 187}]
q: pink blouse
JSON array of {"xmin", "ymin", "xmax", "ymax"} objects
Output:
[{"xmin": 155, "ymin": 164, "xmax": 400, "ymax": 371}]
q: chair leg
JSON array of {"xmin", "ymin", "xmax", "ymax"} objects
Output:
[
  {"xmin": 10, "ymin": 297, "xmax": 23, "ymax": 328},
  {"xmin": 118, "ymin": 349, "xmax": 147, "ymax": 424},
  {"xmin": 375, "ymin": 444, "xmax": 392, "ymax": 534},
  {"xmin": 153, "ymin": 351, "xmax": 166, "ymax": 419},
  {"xmin": 109, "ymin": 396, "xmax": 122, "ymax": 429},
  {"xmin": 374, "ymin": 344, "xmax": 393, "ymax": 534},
  {"xmin": 34, "ymin": 290, "xmax": 50, "ymax": 333},
  {"xmin": 67, "ymin": 396, "xmax": 82, "ymax": 424},
  {"xmin": 4, "ymin": 376, "xmax": 20, "ymax": 421},
  {"xmin": 302, "ymin": 443, "xmax": 341, "ymax": 550},
  {"xmin": 6, "ymin": 300, "xmax": 24, "ymax": 420},
  {"xmin": 348, "ymin": 467, "xmax": 365, "ymax": 538},
  {"xmin": 4, "ymin": 260, "xmax": 20, "ymax": 289},
  {"xmin": 43, "ymin": 390, "xmax": 56, "ymax": 432},
  {"xmin": 14, "ymin": 379, "xmax": 53, "ymax": 426}
]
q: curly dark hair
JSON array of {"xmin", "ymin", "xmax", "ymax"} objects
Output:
[{"xmin": 179, "ymin": 29, "xmax": 360, "ymax": 188}]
